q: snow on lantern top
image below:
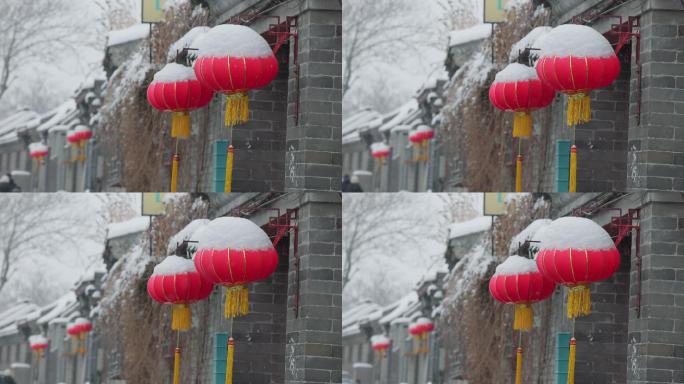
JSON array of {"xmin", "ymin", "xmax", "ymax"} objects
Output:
[
  {"xmin": 415, "ymin": 317, "xmax": 432, "ymax": 326},
  {"xmin": 167, "ymin": 219, "xmax": 210, "ymax": 254},
  {"xmin": 494, "ymin": 63, "xmax": 539, "ymax": 83},
  {"xmin": 538, "ymin": 217, "xmax": 615, "ymax": 250},
  {"xmin": 29, "ymin": 335, "xmax": 48, "ymax": 346},
  {"xmin": 193, "ymin": 24, "xmax": 274, "ymax": 59},
  {"xmin": 153, "ymin": 63, "xmax": 198, "ymax": 83},
  {"xmin": 152, "ymin": 255, "xmax": 198, "ymax": 276},
  {"xmin": 537, "ymin": 24, "xmax": 615, "ymax": 58},
  {"xmin": 494, "ymin": 255, "xmax": 539, "ymax": 276},
  {"xmin": 28, "ymin": 142, "xmax": 48, "ymax": 153},
  {"xmin": 371, "ymin": 334, "xmax": 390, "ymax": 344},
  {"xmin": 370, "ymin": 142, "xmax": 389, "ymax": 153},
  {"xmin": 194, "ymin": 217, "xmax": 273, "ymax": 250},
  {"xmin": 168, "ymin": 26, "xmax": 211, "ymax": 61}
]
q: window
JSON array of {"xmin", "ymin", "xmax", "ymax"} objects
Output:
[
  {"xmin": 555, "ymin": 332, "xmax": 571, "ymax": 384},
  {"xmin": 213, "ymin": 140, "xmax": 228, "ymax": 192},
  {"xmin": 556, "ymin": 140, "xmax": 571, "ymax": 192}
]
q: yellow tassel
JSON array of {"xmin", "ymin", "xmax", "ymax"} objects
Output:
[
  {"xmin": 225, "ymin": 338, "xmax": 235, "ymax": 384},
  {"xmin": 224, "ymin": 93, "xmax": 249, "ymax": 127},
  {"xmin": 513, "ymin": 111, "xmax": 532, "ymax": 137},
  {"xmin": 173, "ymin": 347, "xmax": 181, "ymax": 384},
  {"xmin": 79, "ymin": 333, "xmax": 86, "ymax": 355},
  {"xmin": 171, "ymin": 154, "xmax": 180, "ymax": 193},
  {"xmin": 567, "ymin": 285, "xmax": 591, "ymax": 319},
  {"xmin": 513, "ymin": 304, "xmax": 533, "ymax": 330},
  {"xmin": 171, "ymin": 112, "xmax": 191, "ymax": 139},
  {"xmin": 566, "ymin": 93, "xmax": 591, "ymax": 126},
  {"xmin": 569, "ymin": 145, "xmax": 577, "ymax": 193},
  {"xmin": 567, "ymin": 338, "xmax": 576, "ymax": 384},
  {"xmin": 515, "ymin": 347, "xmax": 523, "ymax": 384},
  {"xmin": 224, "ymin": 145, "xmax": 234, "ymax": 193},
  {"xmin": 172, "ymin": 303, "xmax": 191, "ymax": 330},
  {"xmin": 224, "ymin": 286, "xmax": 249, "ymax": 318},
  {"xmin": 515, "ymin": 155, "xmax": 523, "ymax": 192}
]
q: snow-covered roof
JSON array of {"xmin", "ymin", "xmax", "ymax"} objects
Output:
[
  {"xmin": 0, "ymin": 300, "xmax": 41, "ymax": 337},
  {"xmin": 342, "ymin": 109, "xmax": 383, "ymax": 144},
  {"xmin": 509, "ymin": 26, "xmax": 552, "ymax": 62},
  {"xmin": 0, "ymin": 109, "xmax": 41, "ymax": 145},
  {"xmin": 509, "ymin": 219, "xmax": 552, "ymax": 254},
  {"xmin": 107, "ymin": 216, "xmax": 149, "ymax": 240},
  {"xmin": 342, "ymin": 300, "xmax": 383, "ymax": 337},
  {"xmin": 37, "ymin": 100, "xmax": 79, "ymax": 133},
  {"xmin": 449, "ymin": 24, "xmax": 491, "ymax": 47},
  {"xmin": 379, "ymin": 291, "xmax": 420, "ymax": 326},
  {"xmin": 378, "ymin": 99, "xmax": 421, "ymax": 133},
  {"xmin": 107, "ymin": 24, "xmax": 150, "ymax": 47},
  {"xmin": 448, "ymin": 216, "xmax": 491, "ymax": 240}
]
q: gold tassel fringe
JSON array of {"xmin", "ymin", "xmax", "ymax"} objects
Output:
[
  {"xmin": 567, "ymin": 338, "xmax": 577, "ymax": 384},
  {"xmin": 569, "ymin": 145, "xmax": 577, "ymax": 193},
  {"xmin": 567, "ymin": 285, "xmax": 591, "ymax": 319},
  {"xmin": 515, "ymin": 347, "xmax": 523, "ymax": 384},
  {"xmin": 514, "ymin": 304, "xmax": 533, "ymax": 331},
  {"xmin": 515, "ymin": 155, "xmax": 523, "ymax": 192},
  {"xmin": 172, "ymin": 112, "xmax": 191, "ymax": 139},
  {"xmin": 172, "ymin": 303, "xmax": 191, "ymax": 330},
  {"xmin": 171, "ymin": 154, "xmax": 180, "ymax": 193},
  {"xmin": 566, "ymin": 93, "xmax": 591, "ymax": 126},
  {"xmin": 173, "ymin": 347, "xmax": 181, "ymax": 384},
  {"xmin": 225, "ymin": 337, "xmax": 235, "ymax": 384},
  {"xmin": 513, "ymin": 111, "xmax": 532, "ymax": 137},
  {"xmin": 224, "ymin": 285, "xmax": 249, "ymax": 319},
  {"xmin": 224, "ymin": 145, "xmax": 234, "ymax": 193},
  {"xmin": 224, "ymin": 93, "xmax": 249, "ymax": 127}
]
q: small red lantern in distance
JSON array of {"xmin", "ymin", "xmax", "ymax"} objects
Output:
[
  {"xmin": 74, "ymin": 125, "xmax": 93, "ymax": 143},
  {"xmin": 535, "ymin": 217, "xmax": 620, "ymax": 319},
  {"xmin": 147, "ymin": 63, "xmax": 214, "ymax": 139},
  {"xmin": 416, "ymin": 125, "xmax": 434, "ymax": 142},
  {"xmin": 193, "ymin": 217, "xmax": 279, "ymax": 318},
  {"xmin": 147, "ymin": 255, "xmax": 214, "ymax": 330},
  {"xmin": 489, "ymin": 255, "xmax": 556, "ymax": 330},
  {"xmin": 370, "ymin": 142, "xmax": 390, "ymax": 160},
  {"xmin": 29, "ymin": 335, "xmax": 49, "ymax": 354},
  {"xmin": 66, "ymin": 129, "xmax": 80, "ymax": 146},
  {"xmin": 371, "ymin": 334, "xmax": 391, "ymax": 357},
  {"xmin": 535, "ymin": 24, "xmax": 620, "ymax": 126},
  {"xmin": 488, "ymin": 63, "xmax": 555, "ymax": 137},
  {"xmin": 28, "ymin": 142, "xmax": 49, "ymax": 160},
  {"xmin": 193, "ymin": 24, "xmax": 279, "ymax": 127}
]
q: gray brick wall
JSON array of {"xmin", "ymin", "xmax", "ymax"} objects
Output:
[
  {"xmin": 285, "ymin": 1, "xmax": 342, "ymax": 192},
  {"xmin": 627, "ymin": 4, "xmax": 684, "ymax": 191},
  {"xmin": 286, "ymin": 192, "xmax": 342, "ymax": 383},
  {"xmin": 627, "ymin": 195, "xmax": 684, "ymax": 383}
]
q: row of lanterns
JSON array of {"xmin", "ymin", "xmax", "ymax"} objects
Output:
[
  {"xmin": 369, "ymin": 124, "xmax": 435, "ymax": 183},
  {"xmin": 27, "ymin": 125, "xmax": 94, "ymax": 178},
  {"xmin": 146, "ymin": 217, "xmax": 279, "ymax": 384},
  {"xmin": 489, "ymin": 24, "xmax": 620, "ymax": 192},
  {"xmin": 28, "ymin": 317, "xmax": 94, "ymax": 362},
  {"xmin": 371, "ymin": 317, "xmax": 435, "ymax": 361},
  {"xmin": 489, "ymin": 217, "xmax": 620, "ymax": 384},
  {"xmin": 146, "ymin": 24, "xmax": 279, "ymax": 193}
]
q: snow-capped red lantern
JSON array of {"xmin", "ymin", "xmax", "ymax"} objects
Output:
[
  {"xmin": 408, "ymin": 129, "xmax": 422, "ymax": 144},
  {"xmin": 193, "ymin": 217, "xmax": 279, "ymax": 318},
  {"xmin": 370, "ymin": 142, "xmax": 390, "ymax": 160},
  {"xmin": 74, "ymin": 125, "xmax": 93, "ymax": 143},
  {"xmin": 489, "ymin": 256, "xmax": 556, "ymax": 330},
  {"xmin": 371, "ymin": 334, "xmax": 391, "ymax": 357},
  {"xmin": 147, "ymin": 63, "xmax": 214, "ymax": 138},
  {"xmin": 75, "ymin": 318, "xmax": 93, "ymax": 334},
  {"xmin": 147, "ymin": 256, "xmax": 214, "ymax": 330},
  {"xmin": 489, "ymin": 63, "xmax": 555, "ymax": 137},
  {"xmin": 415, "ymin": 317, "xmax": 434, "ymax": 334},
  {"xmin": 409, "ymin": 317, "xmax": 434, "ymax": 354},
  {"xmin": 66, "ymin": 129, "xmax": 80, "ymax": 146},
  {"xmin": 29, "ymin": 335, "xmax": 49, "ymax": 354},
  {"xmin": 535, "ymin": 24, "xmax": 620, "ymax": 126},
  {"xmin": 193, "ymin": 24, "xmax": 279, "ymax": 127},
  {"xmin": 67, "ymin": 318, "xmax": 92, "ymax": 355},
  {"xmin": 535, "ymin": 217, "xmax": 620, "ymax": 319},
  {"xmin": 28, "ymin": 142, "xmax": 49, "ymax": 160},
  {"xmin": 416, "ymin": 125, "xmax": 434, "ymax": 142}
]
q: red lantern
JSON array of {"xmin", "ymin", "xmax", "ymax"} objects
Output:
[
  {"xmin": 370, "ymin": 142, "xmax": 390, "ymax": 160},
  {"xmin": 193, "ymin": 24, "xmax": 279, "ymax": 127},
  {"xmin": 75, "ymin": 125, "xmax": 93, "ymax": 142},
  {"xmin": 66, "ymin": 318, "xmax": 92, "ymax": 355},
  {"xmin": 489, "ymin": 63, "xmax": 555, "ymax": 137},
  {"xmin": 535, "ymin": 24, "xmax": 620, "ymax": 126},
  {"xmin": 66, "ymin": 129, "xmax": 80, "ymax": 145},
  {"xmin": 29, "ymin": 335, "xmax": 48, "ymax": 351},
  {"xmin": 416, "ymin": 125, "xmax": 434, "ymax": 142},
  {"xmin": 28, "ymin": 142, "xmax": 49, "ymax": 160},
  {"xmin": 147, "ymin": 256, "xmax": 214, "ymax": 330},
  {"xmin": 409, "ymin": 317, "xmax": 433, "ymax": 354},
  {"xmin": 489, "ymin": 255, "xmax": 556, "ymax": 330},
  {"xmin": 147, "ymin": 63, "xmax": 215, "ymax": 138},
  {"xmin": 408, "ymin": 130, "xmax": 422, "ymax": 144},
  {"xmin": 535, "ymin": 217, "xmax": 620, "ymax": 319},
  {"xmin": 371, "ymin": 334, "xmax": 391, "ymax": 357},
  {"xmin": 193, "ymin": 217, "xmax": 279, "ymax": 318}
]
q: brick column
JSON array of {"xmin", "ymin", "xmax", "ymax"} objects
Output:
[
  {"xmin": 627, "ymin": 192, "xmax": 684, "ymax": 383},
  {"xmin": 286, "ymin": 192, "xmax": 342, "ymax": 383},
  {"xmin": 627, "ymin": 2, "xmax": 684, "ymax": 191},
  {"xmin": 286, "ymin": 0, "xmax": 342, "ymax": 191}
]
